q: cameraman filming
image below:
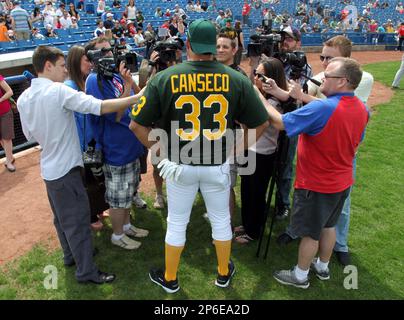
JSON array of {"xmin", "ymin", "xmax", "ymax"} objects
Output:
[
  {"xmin": 272, "ymin": 26, "xmax": 313, "ymax": 222},
  {"xmin": 85, "ymin": 37, "xmax": 149, "ymax": 250},
  {"xmin": 147, "ymin": 36, "xmax": 184, "ymax": 75}
]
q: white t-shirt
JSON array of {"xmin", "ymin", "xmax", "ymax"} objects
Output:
[
  {"xmin": 43, "ymin": 13, "xmax": 54, "ymax": 27},
  {"xmin": 250, "ymin": 97, "xmax": 281, "ymax": 155},
  {"xmin": 308, "ymin": 70, "xmax": 374, "ymax": 103},
  {"xmin": 60, "ymin": 16, "xmax": 72, "ymax": 29},
  {"xmin": 134, "ymin": 33, "xmax": 145, "ymax": 46},
  {"xmin": 94, "ymin": 26, "xmax": 106, "ymax": 37},
  {"xmin": 126, "ymin": 6, "xmax": 136, "ymax": 19},
  {"xmin": 17, "ymin": 78, "xmax": 102, "ymax": 181}
]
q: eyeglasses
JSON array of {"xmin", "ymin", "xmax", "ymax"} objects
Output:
[
  {"xmin": 253, "ymin": 69, "xmax": 267, "ymax": 81},
  {"xmin": 323, "ymin": 73, "xmax": 349, "ymax": 82},
  {"xmin": 319, "ymin": 55, "xmax": 334, "ymax": 62}
]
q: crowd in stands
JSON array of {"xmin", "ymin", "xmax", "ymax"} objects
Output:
[
  {"xmin": 0, "ymin": 1, "xmax": 402, "ymax": 46},
  {"xmin": 255, "ymin": 0, "xmax": 403, "ymax": 37}
]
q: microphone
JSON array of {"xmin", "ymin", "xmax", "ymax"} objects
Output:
[
  {"xmin": 300, "ymin": 73, "xmax": 322, "ymax": 87},
  {"xmin": 309, "ymin": 78, "xmax": 322, "ymax": 87}
]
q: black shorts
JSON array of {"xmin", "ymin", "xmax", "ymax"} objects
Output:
[{"xmin": 290, "ymin": 187, "xmax": 350, "ymax": 241}]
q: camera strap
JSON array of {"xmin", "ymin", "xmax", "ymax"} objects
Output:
[
  {"xmin": 82, "ymin": 113, "xmax": 86, "ymax": 152},
  {"xmin": 97, "ymin": 73, "xmax": 105, "ymax": 97},
  {"xmin": 302, "ymin": 80, "xmax": 308, "ymax": 95}
]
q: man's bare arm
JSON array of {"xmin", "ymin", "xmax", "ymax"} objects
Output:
[
  {"xmin": 100, "ymin": 87, "xmax": 145, "ymax": 115},
  {"xmin": 129, "ymin": 121, "xmax": 156, "ymax": 149}
]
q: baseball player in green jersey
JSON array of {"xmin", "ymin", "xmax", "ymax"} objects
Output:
[{"xmin": 129, "ymin": 19, "xmax": 269, "ymax": 293}]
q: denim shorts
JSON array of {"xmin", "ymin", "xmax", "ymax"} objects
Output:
[
  {"xmin": 289, "ymin": 187, "xmax": 350, "ymax": 241},
  {"xmin": 103, "ymin": 159, "xmax": 140, "ymax": 209}
]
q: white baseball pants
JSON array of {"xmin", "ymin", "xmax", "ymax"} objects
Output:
[{"xmin": 165, "ymin": 163, "xmax": 232, "ymax": 246}]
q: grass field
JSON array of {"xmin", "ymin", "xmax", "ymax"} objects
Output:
[{"xmin": 1, "ymin": 61, "xmax": 403, "ymax": 300}]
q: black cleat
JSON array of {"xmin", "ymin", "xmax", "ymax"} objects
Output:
[
  {"xmin": 149, "ymin": 268, "xmax": 180, "ymax": 293},
  {"xmin": 215, "ymin": 260, "xmax": 236, "ymax": 288}
]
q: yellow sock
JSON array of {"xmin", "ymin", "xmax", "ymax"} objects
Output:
[
  {"xmin": 164, "ymin": 243, "xmax": 184, "ymax": 281},
  {"xmin": 214, "ymin": 240, "xmax": 232, "ymax": 276}
]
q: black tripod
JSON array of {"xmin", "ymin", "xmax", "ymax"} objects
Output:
[
  {"xmin": 256, "ymin": 128, "xmax": 290, "ymax": 259},
  {"xmin": 255, "ymin": 74, "xmax": 313, "ymax": 259}
]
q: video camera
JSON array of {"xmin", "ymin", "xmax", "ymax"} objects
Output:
[
  {"xmin": 274, "ymin": 51, "xmax": 307, "ymax": 80},
  {"xmin": 248, "ymin": 32, "xmax": 282, "ymax": 58},
  {"xmin": 87, "ymin": 44, "xmax": 138, "ymax": 80},
  {"xmin": 149, "ymin": 37, "xmax": 184, "ymax": 71}
]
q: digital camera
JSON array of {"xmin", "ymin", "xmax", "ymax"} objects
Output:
[{"xmin": 82, "ymin": 139, "xmax": 103, "ymax": 168}]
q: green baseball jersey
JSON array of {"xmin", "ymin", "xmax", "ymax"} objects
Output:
[{"xmin": 130, "ymin": 60, "xmax": 268, "ymax": 165}]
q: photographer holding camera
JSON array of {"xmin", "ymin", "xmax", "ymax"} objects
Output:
[
  {"xmin": 85, "ymin": 37, "xmax": 149, "ymax": 250},
  {"xmin": 271, "ymin": 26, "xmax": 313, "ymax": 222}
]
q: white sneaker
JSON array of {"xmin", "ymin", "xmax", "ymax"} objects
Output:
[
  {"xmin": 111, "ymin": 234, "xmax": 141, "ymax": 250},
  {"xmin": 125, "ymin": 225, "xmax": 149, "ymax": 238},
  {"xmin": 153, "ymin": 194, "xmax": 165, "ymax": 209},
  {"xmin": 133, "ymin": 193, "xmax": 147, "ymax": 209}
]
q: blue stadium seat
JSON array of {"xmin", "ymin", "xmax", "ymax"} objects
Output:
[
  {"xmin": 17, "ymin": 39, "xmax": 36, "ymax": 50},
  {"xmin": 33, "ymin": 38, "xmax": 49, "ymax": 46},
  {"xmin": 56, "ymin": 29, "xmax": 70, "ymax": 37},
  {"xmin": 48, "ymin": 37, "xmax": 64, "ymax": 45},
  {"xmin": 0, "ymin": 41, "xmax": 14, "ymax": 49},
  {"xmin": 64, "ymin": 35, "xmax": 77, "ymax": 44},
  {"xmin": 85, "ymin": 3, "xmax": 96, "ymax": 14},
  {"xmin": 6, "ymin": 46, "xmax": 21, "ymax": 53}
]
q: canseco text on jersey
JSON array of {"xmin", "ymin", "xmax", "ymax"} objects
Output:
[{"xmin": 170, "ymin": 73, "xmax": 230, "ymax": 93}]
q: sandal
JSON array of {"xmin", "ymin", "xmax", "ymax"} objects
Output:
[
  {"xmin": 233, "ymin": 225, "xmax": 245, "ymax": 235},
  {"xmin": 4, "ymin": 162, "xmax": 16, "ymax": 172},
  {"xmin": 91, "ymin": 220, "xmax": 103, "ymax": 232},
  {"xmin": 234, "ymin": 232, "xmax": 254, "ymax": 244}
]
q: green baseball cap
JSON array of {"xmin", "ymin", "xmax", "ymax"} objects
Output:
[{"xmin": 187, "ymin": 19, "xmax": 217, "ymax": 55}]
